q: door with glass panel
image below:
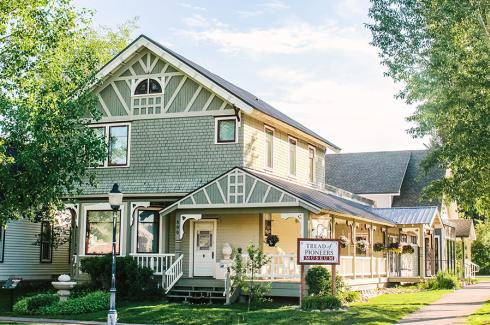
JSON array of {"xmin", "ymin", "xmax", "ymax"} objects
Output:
[{"xmin": 193, "ymin": 221, "xmax": 216, "ymax": 277}]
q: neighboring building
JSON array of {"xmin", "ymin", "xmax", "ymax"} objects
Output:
[{"xmin": 1, "ymin": 35, "xmax": 475, "ymax": 297}]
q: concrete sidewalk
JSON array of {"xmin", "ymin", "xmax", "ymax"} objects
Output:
[
  {"xmin": 0, "ymin": 317, "xmax": 149, "ymax": 325},
  {"xmin": 398, "ymin": 281, "xmax": 490, "ymax": 325}
]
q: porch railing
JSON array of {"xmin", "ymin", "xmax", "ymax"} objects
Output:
[
  {"xmin": 164, "ymin": 254, "xmax": 184, "ymax": 293},
  {"xmin": 464, "ymin": 260, "xmax": 480, "ymax": 279},
  {"xmin": 130, "ymin": 253, "xmax": 176, "ymax": 276},
  {"xmin": 241, "ymin": 253, "xmax": 300, "ymax": 280}
]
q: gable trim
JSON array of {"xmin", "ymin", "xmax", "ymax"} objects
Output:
[{"xmin": 95, "ymin": 36, "xmax": 255, "ymax": 115}]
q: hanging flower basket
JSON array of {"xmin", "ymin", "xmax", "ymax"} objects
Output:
[
  {"xmin": 373, "ymin": 242, "xmax": 386, "ymax": 252},
  {"xmin": 387, "ymin": 242, "xmax": 402, "ymax": 254},
  {"xmin": 339, "ymin": 235, "xmax": 349, "ymax": 248},
  {"xmin": 356, "ymin": 240, "xmax": 369, "ymax": 253},
  {"xmin": 402, "ymin": 245, "xmax": 415, "ymax": 255},
  {"xmin": 265, "ymin": 234, "xmax": 280, "ymax": 247}
]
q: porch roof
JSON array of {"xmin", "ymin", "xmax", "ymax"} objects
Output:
[
  {"xmin": 451, "ymin": 219, "xmax": 476, "ymax": 240},
  {"xmin": 159, "ymin": 167, "xmax": 395, "ymax": 226},
  {"xmin": 371, "ymin": 206, "xmax": 439, "ymax": 226}
]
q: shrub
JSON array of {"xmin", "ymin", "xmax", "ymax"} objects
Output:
[
  {"xmin": 13, "ymin": 293, "xmax": 59, "ymax": 314},
  {"xmin": 425, "ymin": 271, "xmax": 460, "ymax": 290},
  {"xmin": 39, "ymin": 291, "xmax": 110, "ymax": 315},
  {"xmin": 402, "ymin": 245, "xmax": 415, "ymax": 254},
  {"xmin": 80, "ymin": 255, "xmax": 162, "ymax": 299},
  {"xmin": 302, "ymin": 295, "xmax": 342, "ymax": 310},
  {"xmin": 305, "ymin": 266, "xmax": 348, "ymax": 296},
  {"xmin": 373, "ymin": 243, "xmax": 385, "ymax": 252},
  {"xmin": 338, "ymin": 290, "xmax": 361, "ymax": 303}
]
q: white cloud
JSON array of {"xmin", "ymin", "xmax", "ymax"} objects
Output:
[
  {"xmin": 256, "ymin": 67, "xmax": 425, "ymax": 151},
  {"xmin": 238, "ymin": 0, "xmax": 289, "ymax": 18},
  {"xmin": 183, "ymin": 20, "xmax": 376, "ymax": 57},
  {"xmin": 336, "ymin": 0, "xmax": 369, "ymax": 18},
  {"xmin": 179, "ymin": 3, "xmax": 207, "ymax": 11},
  {"xmin": 261, "ymin": 0, "xmax": 289, "ymax": 10},
  {"xmin": 182, "ymin": 14, "xmax": 227, "ymax": 29}
]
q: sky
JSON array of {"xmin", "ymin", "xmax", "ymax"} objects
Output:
[{"xmin": 74, "ymin": 0, "xmax": 427, "ymax": 153}]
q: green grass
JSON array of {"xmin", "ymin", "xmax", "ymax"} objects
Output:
[
  {"xmin": 466, "ymin": 299, "xmax": 490, "ymax": 325},
  {"xmin": 0, "ymin": 289, "xmax": 451, "ymax": 325}
]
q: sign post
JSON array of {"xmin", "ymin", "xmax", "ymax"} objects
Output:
[{"xmin": 297, "ymin": 239, "xmax": 340, "ymax": 302}]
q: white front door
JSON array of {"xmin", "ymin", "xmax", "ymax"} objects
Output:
[{"xmin": 193, "ymin": 221, "xmax": 216, "ymax": 277}]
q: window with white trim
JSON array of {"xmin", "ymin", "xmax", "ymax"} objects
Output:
[
  {"xmin": 90, "ymin": 124, "xmax": 130, "ymax": 167},
  {"xmin": 85, "ymin": 210, "xmax": 121, "ymax": 255},
  {"xmin": 228, "ymin": 172, "xmax": 245, "ymax": 203},
  {"xmin": 215, "ymin": 117, "xmax": 237, "ymax": 144},
  {"xmin": 137, "ymin": 210, "xmax": 160, "ymax": 254},
  {"xmin": 0, "ymin": 225, "xmax": 5, "ymax": 263},
  {"xmin": 132, "ymin": 78, "xmax": 163, "ymax": 116},
  {"xmin": 40, "ymin": 222, "xmax": 53, "ymax": 263},
  {"xmin": 289, "ymin": 137, "xmax": 297, "ymax": 176},
  {"xmin": 308, "ymin": 146, "xmax": 316, "ymax": 183},
  {"xmin": 265, "ymin": 127, "xmax": 274, "ymax": 169}
]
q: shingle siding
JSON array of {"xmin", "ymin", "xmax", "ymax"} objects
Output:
[{"xmin": 80, "ymin": 116, "xmax": 243, "ymax": 194}]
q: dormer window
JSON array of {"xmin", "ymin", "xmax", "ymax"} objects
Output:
[
  {"xmin": 134, "ymin": 79, "xmax": 162, "ymax": 95},
  {"xmin": 132, "ymin": 78, "xmax": 163, "ymax": 115}
]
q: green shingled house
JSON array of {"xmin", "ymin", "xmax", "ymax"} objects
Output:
[{"xmin": 0, "ymin": 35, "xmax": 477, "ymax": 301}]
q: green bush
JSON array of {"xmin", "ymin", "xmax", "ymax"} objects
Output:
[
  {"xmin": 305, "ymin": 266, "xmax": 348, "ymax": 296},
  {"xmin": 13, "ymin": 293, "xmax": 59, "ymax": 314},
  {"xmin": 302, "ymin": 295, "xmax": 342, "ymax": 310},
  {"xmin": 425, "ymin": 271, "xmax": 460, "ymax": 290},
  {"xmin": 39, "ymin": 291, "xmax": 110, "ymax": 315},
  {"xmin": 338, "ymin": 290, "xmax": 361, "ymax": 303},
  {"xmin": 80, "ymin": 254, "xmax": 162, "ymax": 299}
]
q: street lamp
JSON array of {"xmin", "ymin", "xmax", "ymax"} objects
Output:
[{"xmin": 108, "ymin": 183, "xmax": 123, "ymax": 325}]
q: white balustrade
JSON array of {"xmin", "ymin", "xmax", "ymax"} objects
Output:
[
  {"xmin": 130, "ymin": 253, "xmax": 175, "ymax": 276},
  {"xmin": 164, "ymin": 255, "xmax": 184, "ymax": 293},
  {"xmin": 464, "ymin": 260, "xmax": 480, "ymax": 279}
]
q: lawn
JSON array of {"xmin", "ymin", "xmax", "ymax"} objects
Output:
[
  {"xmin": 466, "ymin": 299, "xmax": 490, "ymax": 325},
  {"xmin": 0, "ymin": 289, "xmax": 450, "ymax": 325}
]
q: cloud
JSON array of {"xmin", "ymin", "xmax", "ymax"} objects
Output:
[
  {"xmin": 262, "ymin": 0, "xmax": 289, "ymax": 10},
  {"xmin": 237, "ymin": 0, "xmax": 289, "ymax": 18},
  {"xmin": 256, "ymin": 67, "xmax": 424, "ymax": 151},
  {"xmin": 179, "ymin": 3, "xmax": 207, "ymax": 11},
  {"xmin": 336, "ymin": 0, "xmax": 369, "ymax": 18},
  {"xmin": 183, "ymin": 20, "xmax": 375, "ymax": 57},
  {"xmin": 182, "ymin": 14, "xmax": 227, "ymax": 29}
]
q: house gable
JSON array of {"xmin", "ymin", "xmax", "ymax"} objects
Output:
[
  {"xmin": 93, "ymin": 48, "xmax": 237, "ymax": 121},
  {"xmin": 160, "ymin": 168, "xmax": 321, "ymax": 216}
]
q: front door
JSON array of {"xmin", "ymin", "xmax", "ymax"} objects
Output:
[{"xmin": 193, "ymin": 221, "xmax": 216, "ymax": 277}]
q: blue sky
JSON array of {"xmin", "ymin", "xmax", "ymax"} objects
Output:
[{"xmin": 74, "ymin": 0, "xmax": 426, "ymax": 152}]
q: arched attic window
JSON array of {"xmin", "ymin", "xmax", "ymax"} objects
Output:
[
  {"xmin": 132, "ymin": 78, "xmax": 163, "ymax": 115},
  {"xmin": 134, "ymin": 78, "xmax": 162, "ymax": 95}
]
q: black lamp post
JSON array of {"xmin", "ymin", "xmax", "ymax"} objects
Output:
[{"xmin": 108, "ymin": 183, "xmax": 123, "ymax": 325}]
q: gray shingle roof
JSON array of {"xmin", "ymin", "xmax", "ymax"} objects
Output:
[
  {"xmin": 245, "ymin": 169, "xmax": 395, "ymax": 225},
  {"xmin": 325, "ymin": 151, "xmax": 411, "ymax": 194},
  {"xmin": 452, "ymin": 219, "xmax": 475, "ymax": 238},
  {"xmin": 371, "ymin": 206, "xmax": 438, "ymax": 225},
  {"xmin": 392, "ymin": 150, "xmax": 444, "ymax": 207},
  {"xmin": 100, "ymin": 35, "xmax": 340, "ymax": 150}
]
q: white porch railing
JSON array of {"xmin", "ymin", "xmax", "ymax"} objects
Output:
[
  {"xmin": 464, "ymin": 260, "xmax": 480, "ymax": 279},
  {"xmin": 130, "ymin": 253, "xmax": 176, "ymax": 276},
  {"xmin": 164, "ymin": 255, "xmax": 184, "ymax": 293}
]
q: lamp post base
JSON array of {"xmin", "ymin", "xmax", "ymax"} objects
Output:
[{"xmin": 107, "ymin": 310, "xmax": 117, "ymax": 325}]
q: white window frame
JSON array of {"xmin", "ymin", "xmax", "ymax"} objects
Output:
[
  {"xmin": 40, "ymin": 221, "xmax": 53, "ymax": 263},
  {"xmin": 130, "ymin": 78, "xmax": 165, "ymax": 116},
  {"xmin": 215, "ymin": 116, "xmax": 238, "ymax": 144},
  {"xmin": 89, "ymin": 122, "xmax": 131, "ymax": 168},
  {"xmin": 288, "ymin": 136, "xmax": 297, "ymax": 177},
  {"xmin": 133, "ymin": 208, "xmax": 162, "ymax": 254},
  {"xmin": 80, "ymin": 203, "xmax": 126, "ymax": 257},
  {"xmin": 264, "ymin": 125, "xmax": 275, "ymax": 171},
  {"xmin": 0, "ymin": 225, "xmax": 5, "ymax": 263},
  {"xmin": 308, "ymin": 145, "xmax": 316, "ymax": 184},
  {"xmin": 131, "ymin": 78, "xmax": 164, "ymax": 97}
]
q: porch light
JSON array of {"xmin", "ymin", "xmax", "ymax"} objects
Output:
[{"xmin": 109, "ymin": 184, "xmax": 123, "ymax": 210}]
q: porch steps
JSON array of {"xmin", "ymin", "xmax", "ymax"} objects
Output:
[{"xmin": 166, "ymin": 278, "xmax": 226, "ymax": 304}]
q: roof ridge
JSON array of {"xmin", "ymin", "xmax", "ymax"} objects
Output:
[{"xmin": 326, "ymin": 149, "xmax": 427, "ymax": 155}]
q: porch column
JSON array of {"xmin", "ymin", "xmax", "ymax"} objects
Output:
[
  {"xmin": 352, "ymin": 222, "xmax": 357, "ymax": 279},
  {"xmin": 368, "ymin": 224, "xmax": 374, "ymax": 278},
  {"xmin": 175, "ymin": 214, "xmax": 182, "ymax": 257},
  {"xmin": 419, "ymin": 225, "xmax": 425, "ymax": 278},
  {"xmin": 331, "ymin": 216, "xmax": 336, "ymax": 238}
]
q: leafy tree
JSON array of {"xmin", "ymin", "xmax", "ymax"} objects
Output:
[
  {"xmin": 472, "ymin": 222, "xmax": 490, "ymax": 275},
  {"xmin": 0, "ymin": 0, "xmax": 135, "ymax": 224},
  {"xmin": 367, "ymin": 0, "xmax": 490, "ymax": 216}
]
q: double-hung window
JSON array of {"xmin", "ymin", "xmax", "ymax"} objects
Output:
[
  {"xmin": 91, "ymin": 124, "xmax": 130, "ymax": 167},
  {"xmin": 289, "ymin": 137, "xmax": 297, "ymax": 176},
  {"xmin": 137, "ymin": 210, "xmax": 160, "ymax": 253},
  {"xmin": 308, "ymin": 146, "xmax": 316, "ymax": 183},
  {"xmin": 265, "ymin": 127, "xmax": 274, "ymax": 169},
  {"xmin": 85, "ymin": 210, "xmax": 121, "ymax": 255},
  {"xmin": 0, "ymin": 225, "xmax": 5, "ymax": 263},
  {"xmin": 40, "ymin": 222, "xmax": 53, "ymax": 263},
  {"xmin": 215, "ymin": 117, "xmax": 237, "ymax": 144}
]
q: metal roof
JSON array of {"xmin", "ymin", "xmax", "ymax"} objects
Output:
[{"xmin": 371, "ymin": 206, "xmax": 438, "ymax": 225}]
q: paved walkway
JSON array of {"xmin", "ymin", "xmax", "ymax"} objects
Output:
[
  {"xmin": 0, "ymin": 317, "xmax": 148, "ymax": 325},
  {"xmin": 398, "ymin": 281, "xmax": 490, "ymax": 325}
]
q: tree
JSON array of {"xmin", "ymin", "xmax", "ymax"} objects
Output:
[
  {"xmin": 472, "ymin": 222, "xmax": 490, "ymax": 275},
  {"xmin": 0, "ymin": 1, "xmax": 135, "ymax": 224},
  {"xmin": 367, "ymin": 0, "xmax": 490, "ymax": 216}
]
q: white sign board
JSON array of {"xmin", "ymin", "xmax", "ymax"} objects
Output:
[{"xmin": 297, "ymin": 239, "xmax": 340, "ymax": 265}]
